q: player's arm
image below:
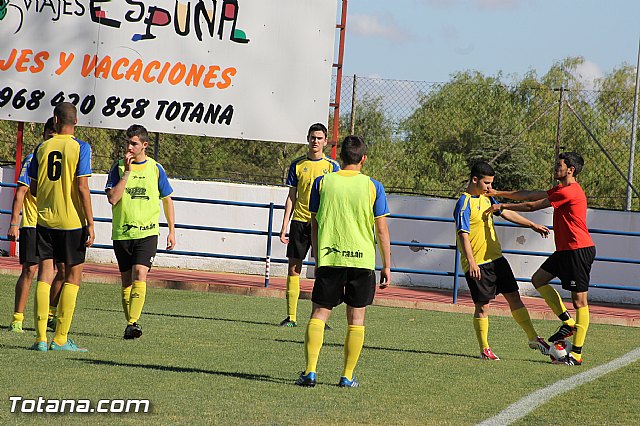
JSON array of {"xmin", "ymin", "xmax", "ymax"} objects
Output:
[
  {"xmin": 499, "ymin": 210, "xmax": 550, "ymax": 238},
  {"xmin": 310, "ymin": 213, "xmax": 319, "ymax": 261},
  {"xmin": 77, "ymin": 176, "xmax": 95, "ymax": 247},
  {"xmin": 488, "ymin": 198, "xmax": 552, "ymax": 215},
  {"xmin": 7, "ymin": 184, "xmax": 29, "ymax": 241},
  {"xmin": 487, "ymin": 188, "xmax": 547, "ymax": 201},
  {"xmin": 279, "ymin": 187, "xmax": 297, "ymax": 244},
  {"xmin": 106, "ymin": 155, "xmax": 133, "ymax": 205},
  {"xmin": 458, "ymin": 231, "xmax": 480, "ymax": 281},
  {"xmin": 162, "ymin": 196, "xmax": 176, "ymax": 250},
  {"xmin": 375, "ymin": 216, "xmax": 392, "ymax": 289}
]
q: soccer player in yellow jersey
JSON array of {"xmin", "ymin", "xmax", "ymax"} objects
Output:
[
  {"xmin": 454, "ymin": 162, "xmax": 550, "ymax": 360},
  {"xmin": 27, "ymin": 102, "xmax": 95, "ymax": 352},
  {"xmin": 6, "ymin": 118, "xmax": 65, "ymax": 333},
  {"xmin": 295, "ymin": 135, "xmax": 391, "ymax": 388},
  {"xmin": 106, "ymin": 124, "xmax": 176, "ymax": 339},
  {"xmin": 278, "ymin": 123, "xmax": 340, "ymax": 327}
]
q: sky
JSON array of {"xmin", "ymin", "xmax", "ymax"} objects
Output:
[{"xmin": 341, "ymin": 0, "xmax": 640, "ymax": 87}]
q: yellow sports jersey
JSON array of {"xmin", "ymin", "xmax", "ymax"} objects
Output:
[
  {"xmin": 17, "ymin": 154, "xmax": 37, "ymax": 228},
  {"xmin": 453, "ymin": 193, "xmax": 503, "ymax": 273},
  {"xmin": 286, "ymin": 155, "xmax": 340, "ymax": 223},
  {"xmin": 28, "ymin": 134, "xmax": 92, "ymax": 230}
]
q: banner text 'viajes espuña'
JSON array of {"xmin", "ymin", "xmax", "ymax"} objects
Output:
[{"xmin": 0, "ymin": 0, "xmax": 337, "ymax": 143}]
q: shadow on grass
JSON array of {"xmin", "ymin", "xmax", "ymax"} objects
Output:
[
  {"xmin": 273, "ymin": 338, "xmax": 550, "ymax": 364},
  {"xmin": 73, "ymin": 358, "xmax": 290, "ymax": 384},
  {"xmin": 86, "ymin": 307, "xmax": 275, "ymax": 327}
]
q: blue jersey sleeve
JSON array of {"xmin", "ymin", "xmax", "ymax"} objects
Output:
[
  {"xmin": 28, "ymin": 144, "xmax": 41, "ymax": 179},
  {"xmin": 17, "ymin": 154, "xmax": 33, "ymax": 187},
  {"xmin": 105, "ymin": 162, "xmax": 120, "ymax": 190},
  {"xmin": 454, "ymin": 195, "xmax": 471, "ymax": 233},
  {"xmin": 331, "ymin": 160, "xmax": 340, "ymax": 172},
  {"xmin": 371, "ymin": 178, "xmax": 390, "ymax": 217},
  {"xmin": 76, "ymin": 140, "xmax": 92, "ymax": 177},
  {"xmin": 309, "ymin": 175, "xmax": 323, "ymax": 214},
  {"xmin": 157, "ymin": 163, "xmax": 173, "ymax": 198},
  {"xmin": 285, "ymin": 160, "xmax": 298, "ymax": 187}
]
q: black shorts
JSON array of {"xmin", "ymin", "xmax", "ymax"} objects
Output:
[
  {"xmin": 36, "ymin": 225, "xmax": 87, "ymax": 265},
  {"xmin": 312, "ymin": 266, "xmax": 376, "ymax": 308},
  {"xmin": 286, "ymin": 220, "xmax": 312, "ymax": 260},
  {"xmin": 113, "ymin": 235, "xmax": 158, "ymax": 272},
  {"xmin": 540, "ymin": 246, "xmax": 596, "ymax": 293},
  {"xmin": 465, "ymin": 256, "xmax": 519, "ymax": 304},
  {"xmin": 19, "ymin": 227, "xmax": 38, "ymax": 265}
]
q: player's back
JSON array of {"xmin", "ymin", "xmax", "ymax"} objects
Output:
[{"xmin": 30, "ymin": 134, "xmax": 92, "ymax": 230}]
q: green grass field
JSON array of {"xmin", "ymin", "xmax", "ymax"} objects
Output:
[{"xmin": 1, "ymin": 274, "xmax": 639, "ymax": 425}]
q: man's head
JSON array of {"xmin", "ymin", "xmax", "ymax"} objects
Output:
[
  {"xmin": 555, "ymin": 152, "xmax": 584, "ymax": 180},
  {"xmin": 43, "ymin": 117, "xmax": 55, "ymax": 141},
  {"xmin": 339, "ymin": 135, "xmax": 367, "ymax": 166},
  {"xmin": 53, "ymin": 102, "xmax": 77, "ymax": 133},
  {"xmin": 126, "ymin": 124, "xmax": 150, "ymax": 159},
  {"xmin": 307, "ymin": 123, "xmax": 328, "ymax": 156},
  {"xmin": 468, "ymin": 162, "xmax": 495, "ymax": 195}
]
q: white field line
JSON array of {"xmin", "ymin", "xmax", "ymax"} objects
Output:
[{"xmin": 477, "ymin": 348, "xmax": 640, "ymax": 426}]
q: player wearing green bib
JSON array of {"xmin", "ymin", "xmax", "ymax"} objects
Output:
[
  {"xmin": 295, "ymin": 135, "xmax": 391, "ymax": 388},
  {"xmin": 106, "ymin": 125, "xmax": 175, "ymax": 340}
]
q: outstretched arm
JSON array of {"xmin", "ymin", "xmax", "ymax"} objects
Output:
[
  {"xmin": 487, "ymin": 198, "xmax": 552, "ymax": 215},
  {"xmin": 487, "ymin": 188, "xmax": 548, "ymax": 201},
  {"xmin": 499, "ymin": 210, "xmax": 550, "ymax": 238}
]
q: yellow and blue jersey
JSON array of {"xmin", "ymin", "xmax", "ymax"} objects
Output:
[
  {"xmin": 453, "ymin": 193, "xmax": 503, "ymax": 273},
  {"xmin": 28, "ymin": 134, "xmax": 92, "ymax": 230},
  {"xmin": 286, "ymin": 155, "xmax": 340, "ymax": 223},
  {"xmin": 17, "ymin": 153, "xmax": 37, "ymax": 228}
]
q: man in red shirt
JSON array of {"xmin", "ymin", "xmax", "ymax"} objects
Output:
[{"xmin": 487, "ymin": 152, "xmax": 595, "ymax": 366}]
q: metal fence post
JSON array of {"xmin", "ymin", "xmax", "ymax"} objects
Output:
[
  {"xmin": 350, "ymin": 74, "xmax": 357, "ymax": 134},
  {"xmin": 452, "ymin": 247, "xmax": 461, "ymax": 304},
  {"xmin": 627, "ymin": 37, "xmax": 640, "ymax": 211},
  {"xmin": 264, "ymin": 202, "xmax": 275, "ymax": 287}
]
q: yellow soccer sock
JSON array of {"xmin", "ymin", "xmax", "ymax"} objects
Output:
[
  {"xmin": 511, "ymin": 307, "xmax": 538, "ymax": 341},
  {"xmin": 122, "ymin": 286, "xmax": 132, "ymax": 322},
  {"xmin": 572, "ymin": 306, "xmax": 590, "ymax": 360},
  {"xmin": 34, "ymin": 281, "xmax": 51, "ymax": 342},
  {"xmin": 128, "ymin": 281, "xmax": 147, "ymax": 324},
  {"xmin": 473, "ymin": 317, "xmax": 490, "ymax": 350},
  {"xmin": 304, "ymin": 318, "xmax": 326, "ymax": 374},
  {"xmin": 342, "ymin": 325, "xmax": 365, "ymax": 381},
  {"xmin": 12, "ymin": 312, "xmax": 24, "ymax": 323},
  {"xmin": 53, "ymin": 283, "xmax": 79, "ymax": 346},
  {"xmin": 537, "ymin": 285, "xmax": 575, "ymax": 326},
  {"xmin": 286, "ymin": 275, "xmax": 300, "ymax": 323}
]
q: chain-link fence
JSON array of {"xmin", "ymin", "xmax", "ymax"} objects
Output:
[{"xmin": 1, "ymin": 73, "xmax": 638, "ymax": 211}]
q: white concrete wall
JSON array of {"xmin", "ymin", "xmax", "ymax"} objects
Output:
[{"xmin": 2, "ymin": 167, "xmax": 639, "ymax": 304}]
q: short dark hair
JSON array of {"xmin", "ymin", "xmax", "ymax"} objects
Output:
[
  {"xmin": 307, "ymin": 123, "xmax": 328, "ymax": 139},
  {"xmin": 339, "ymin": 135, "xmax": 367, "ymax": 166},
  {"xmin": 53, "ymin": 102, "xmax": 77, "ymax": 132},
  {"xmin": 43, "ymin": 117, "xmax": 55, "ymax": 139},
  {"xmin": 470, "ymin": 162, "xmax": 495, "ymax": 180},
  {"xmin": 126, "ymin": 124, "xmax": 149, "ymax": 143},
  {"xmin": 559, "ymin": 152, "xmax": 584, "ymax": 176}
]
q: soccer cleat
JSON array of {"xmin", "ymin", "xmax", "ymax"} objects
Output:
[
  {"xmin": 9, "ymin": 320, "xmax": 24, "ymax": 333},
  {"xmin": 124, "ymin": 322, "xmax": 143, "ymax": 339},
  {"xmin": 295, "ymin": 371, "xmax": 317, "ymax": 387},
  {"xmin": 47, "ymin": 316, "xmax": 57, "ymax": 331},
  {"xmin": 29, "ymin": 341, "xmax": 48, "ymax": 352},
  {"xmin": 548, "ymin": 324, "xmax": 575, "ymax": 342},
  {"xmin": 278, "ymin": 317, "xmax": 297, "ymax": 327},
  {"xmin": 49, "ymin": 339, "xmax": 88, "ymax": 352},
  {"xmin": 528, "ymin": 336, "xmax": 550, "ymax": 355},
  {"xmin": 551, "ymin": 353, "xmax": 582, "ymax": 366},
  {"xmin": 480, "ymin": 347, "xmax": 500, "ymax": 360},
  {"xmin": 338, "ymin": 376, "xmax": 359, "ymax": 388}
]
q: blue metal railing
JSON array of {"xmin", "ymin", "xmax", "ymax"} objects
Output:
[{"xmin": 1, "ymin": 182, "xmax": 639, "ymax": 303}]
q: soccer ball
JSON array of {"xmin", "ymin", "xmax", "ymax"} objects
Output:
[{"xmin": 549, "ymin": 339, "xmax": 573, "ymax": 362}]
